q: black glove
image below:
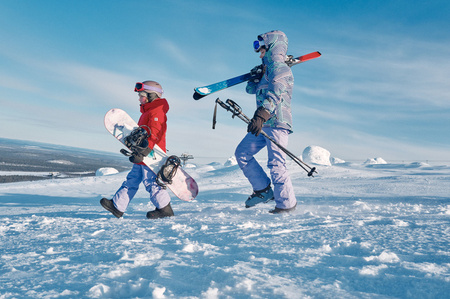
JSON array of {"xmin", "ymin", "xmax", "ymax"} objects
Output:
[
  {"xmin": 129, "ymin": 147, "xmax": 152, "ymax": 163},
  {"xmin": 250, "ymin": 64, "xmax": 264, "ymax": 83},
  {"xmin": 129, "ymin": 153, "xmax": 144, "ymax": 164},
  {"xmin": 128, "ymin": 139, "xmax": 152, "ymax": 163},
  {"xmin": 247, "ymin": 106, "xmax": 270, "ymax": 136}
]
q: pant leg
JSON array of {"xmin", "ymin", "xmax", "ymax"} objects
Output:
[
  {"xmin": 112, "ymin": 164, "xmax": 143, "ymax": 212},
  {"xmin": 264, "ymin": 128, "xmax": 297, "ymax": 209},
  {"xmin": 141, "ymin": 165, "xmax": 171, "ymax": 209},
  {"xmin": 235, "ymin": 132, "xmax": 271, "ymax": 191}
]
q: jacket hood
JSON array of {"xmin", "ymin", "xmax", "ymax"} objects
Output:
[
  {"xmin": 140, "ymin": 98, "xmax": 169, "ymax": 114},
  {"xmin": 258, "ymin": 30, "xmax": 288, "ymax": 65}
]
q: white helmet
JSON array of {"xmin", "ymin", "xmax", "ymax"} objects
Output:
[{"xmin": 134, "ymin": 80, "xmax": 163, "ymax": 98}]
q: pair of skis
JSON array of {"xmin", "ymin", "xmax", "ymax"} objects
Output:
[{"xmin": 193, "ymin": 51, "xmax": 321, "ymax": 100}]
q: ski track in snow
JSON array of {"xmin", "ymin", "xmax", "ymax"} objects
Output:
[{"xmin": 0, "ymin": 161, "xmax": 449, "ymax": 298}]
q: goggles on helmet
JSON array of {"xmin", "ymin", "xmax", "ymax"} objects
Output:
[
  {"xmin": 253, "ymin": 36, "xmax": 265, "ymax": 52},
  {"xmin": 134, "ymin": 82, "xmax": 163, "ymax": 94}
]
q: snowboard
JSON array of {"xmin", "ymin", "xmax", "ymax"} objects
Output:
[
  {"xmin": 104, "ymin": 108, "xmax": 198, "ymax": 201},
  {"xmin": 193, "ymin": 51, "xmax": 321, "ymax": 100}
]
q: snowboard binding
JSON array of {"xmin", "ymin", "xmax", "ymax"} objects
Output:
[
  {"xmin": 124, "ymin": 126, "xmax": 150, "ymax": 148},
  {"xmin": 156, "ymin": 155, "xmax": 181, "ymax": 188},
  {"xmin": 120, "ymin": 126, "xmax": 152, "ymax": 163}
]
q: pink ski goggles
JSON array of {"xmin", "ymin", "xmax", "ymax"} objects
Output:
[{"xmin": 134, "ymin": 82, "xmax": 163, "ymax": 94}]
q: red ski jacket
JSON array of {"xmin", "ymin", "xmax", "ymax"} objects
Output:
[{"xmin": 138, "ymin": 98, "xmax": 169, "ymax": 153}]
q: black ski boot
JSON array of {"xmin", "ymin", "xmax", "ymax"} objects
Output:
[
  {"xmin": 100, "ymin": 198, "xmax": 124, "ymax": 218},
  {"xmin": 146, "ymin": 203, "xmax": 175, "ymax": 219},
  {"xmin": 269, "ymin": 203, "xmax": 297, "ymax": 214}
]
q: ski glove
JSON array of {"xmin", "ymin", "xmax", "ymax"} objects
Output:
[
  {"xmin": 126, "ymin": 138, "xmax": 152, "ymax": 164},
  {"xmin": 129, "ymin": 144, "xmax": 152, "ymax": 164},
  {"xmin": 250, "ymin": 64, "xmax": 264, "ymax": 83},
  {"xmin": 247, "ymin": 106, "xmax": 270, "ymax": 136}
]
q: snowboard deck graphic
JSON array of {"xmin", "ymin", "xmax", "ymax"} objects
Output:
[{"xmin": 104, "ymin": 108, "xmax": 198, "ymax": 201}]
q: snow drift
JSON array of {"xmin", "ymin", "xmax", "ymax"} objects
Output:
[{"xmin": 95, "ymin": 167, "xmax": 119, "ymax": 176}]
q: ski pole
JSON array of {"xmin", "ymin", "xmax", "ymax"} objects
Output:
[
  {"xmin": 214, "ymin": 98, "xmax": 317, "ymax": 177},
  {"xmin": 220, "ymin": 98, "xmax": 317, "ymax": 177},
  {"xmin": 227, "ymin": 100, "xmax": 317, "ymax": 177}
]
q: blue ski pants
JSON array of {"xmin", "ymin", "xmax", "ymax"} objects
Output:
[
  {"xmin": 235, "ymin": 127, "xmax": 297, "ymax": 209},
  {"xmin": 112, "ymin": 164, "xmax": 171, "ymax": 212}
]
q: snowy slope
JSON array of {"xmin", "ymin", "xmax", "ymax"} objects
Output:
[{"xmin": 1, "ymin": 159, "xmax": 449, "ymax": 298}]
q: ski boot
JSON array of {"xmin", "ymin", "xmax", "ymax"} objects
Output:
[
  {"xmin": 100, "ymin": 198, "xmax": 124, "ymax": 218},
  {"xmin": 245, "ymin": 185, "xmax": 274, "ymax": 208},
  {"xmin": 146, "ymin": 203, "xmax": 175, "ymax": 219},
  {"xmin": 269, "ymin": 203, "xmax": 297, "ymax": 214}
]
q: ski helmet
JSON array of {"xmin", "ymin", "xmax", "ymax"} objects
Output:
[{"xmin": 134, "ymin": 80, "xmax": 164, "ymax": 98}]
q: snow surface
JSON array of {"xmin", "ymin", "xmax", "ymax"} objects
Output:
[
  {"xmin": 364, "ymin": 157, "xmax": 388, "ymax": 165},
  {"xmin": 1, "ymin": 154, "xmax": 450, "ymax": 298},
  {"xmin": 47, "ymin": 160, "xmax": 75, "ymax": 166},
  {"xmin": 197, "ymin": 87, "xmax": 211, "ymax": 94}
]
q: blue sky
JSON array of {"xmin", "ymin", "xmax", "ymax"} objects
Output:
[{"xmin": 1, "ymin": 0, "xmax": 449, "ymax": 162}]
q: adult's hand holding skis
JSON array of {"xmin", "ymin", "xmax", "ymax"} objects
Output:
[{"xmin": 249, "ymin": 65, "xmax": 264, "ymax": 83}]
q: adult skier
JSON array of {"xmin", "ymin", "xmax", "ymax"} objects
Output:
[
  {"xmin": 235, "ymin": 30, "xmax": 297, "ymax": 213},
  {"xmin": 100, "ymin": 81, "xmax": 175, "ymax": 219}
]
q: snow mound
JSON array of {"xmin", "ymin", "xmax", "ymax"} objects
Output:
[
  {"xmin": 364, "ymin": 157, "xmax": 387, "ymax": 165},
  {"xmin": 152, "ymin": 287, "xmax": 166, "ymax": 298},
  {"xmin": 330, "ymin": 157, "xmax": 346, "ymax": 164},
  {"xmin": 302, "ymin": 146, "xmax": 331, "ymax": 166},
  {"xmin": 224, "ymin": 156, "xmax": 237, "ymax": 167},
  {"xmin": 408, "ymin": 162, "xmax": 430, "ymax": 167},
  {"xmin": 95, "ymin": 167, "xmax": 119, "ymax": 176}
]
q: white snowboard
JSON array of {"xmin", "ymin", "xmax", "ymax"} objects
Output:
[{"xmin": 104, "ymin": 108, "xmax": 198, "ymax": 201}]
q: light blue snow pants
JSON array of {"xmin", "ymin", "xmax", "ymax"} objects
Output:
[
  {"xmin": 112, "ymin": 164, "xmax": 171, "ymax": 212},
  {"xmin": 235, "ymin": 127, "xmax": 297, "ymax": 209}
]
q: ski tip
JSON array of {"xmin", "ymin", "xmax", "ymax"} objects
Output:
[{"xmin": 193, "ymin": 92, "xmax": 206, "ymax": 100}]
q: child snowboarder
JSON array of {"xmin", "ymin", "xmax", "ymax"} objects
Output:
[
  {"xmin": 235, "ymin": 30, "xmax": 297, "ymax": 213},
  {"xmin": 100, "ymin": 80, "xmax": 174, "ymax": 219}
]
